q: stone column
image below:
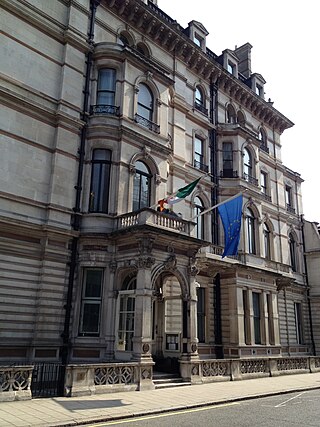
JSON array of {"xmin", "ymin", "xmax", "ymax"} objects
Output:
[
  {"xmin": 248, "ymin": 289, "xmax": 254, "ymax": 345},
  {"xmin": 179, "ymin": 263, "xmax": 201, "ymax": 384},
  {"xmin": 103, "ymin": 261, "xmax": 117, "ymax": 360},
  {"xmin": 131, "ymin": 257, "xmax": 154, "ymax": 363},
  {"xmin": 237, "ymin": 287, "xmax": 246, "ymax": 345},
  {"xmin": 271, "ymin": 292, "xmax": 280, "ymax": 345}
]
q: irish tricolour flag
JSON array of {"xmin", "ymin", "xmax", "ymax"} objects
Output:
[{"xmin": 161, "ymin": 177, "xmax": 201, "ymax": 205}]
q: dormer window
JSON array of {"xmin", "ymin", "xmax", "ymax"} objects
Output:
[
  {"xmin": 256, "ymin": 84, "xmax": 263, "ymax": 96},
  {"xmin": 227, "ymin": 61, "xmax": 236, "ymax": 75},
  {"xmin": 194, "ymin": 34, "xmax": 203, "ymax": 48}
]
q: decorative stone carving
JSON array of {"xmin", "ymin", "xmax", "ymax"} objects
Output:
[
  {"xmin": 191, "ymin": 364, "xmax": 199, "ymax": 376},
  {"xmin": 142, "ymin": 343, "xmax": 150, "ymax": 354},
  {"xmin": 276, "ymin": 277, "xmax": 294, "ymax": 292},
  {"xmin": 94, "ymin": 366, "xmax": 134, "ymax": 385},
  {"xmin": 164, "ymin": 254, "xmax": 177, "ymax": 270},
  {"xmin": 202, "ymin": 361, "xmax": 228, "ymax": 377},
  {"xmin": 240, "ymin": 360, "xmax": 267, "ymax": 374},
  {"xmin": 137, "ymin": 256, "xmax": 155, "ymax": 269},
  {"xmin": 191, "ymin": 343, "xmax": 197, "ymax": 353},
  {"xmin": 138, "ymin": 237, "xmax": 154, "ymax": 255},
  {"xmin": 109, "ymin": 261, "xmax": 117, "ymax": 273},
  {"xmin": 277, "ymin": 358, "xmax": 308, "ymax": 371},
  {"xmin": 141, "ymin": 368, "xmax": 151, "ymax": 380}
]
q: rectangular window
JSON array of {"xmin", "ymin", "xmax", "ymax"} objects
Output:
[
  {"xmin": 194, "ymin": 136, "xmax": 208, "ymax": 172},
  {"xmin": 260, "ymin": 171, "xmax": 267, "ymax": 194},
  {"xmin": 97, "ymin": 69, "xmax": 116, "ymax": 105},
  {"xmin": 227, "ymin": 61, "xmax": 235, "ymax": 75},
  {"xmin": 243, "ymin": 289, "xmax": 249, "ymax": 345},
  {"xmin": 252, "ymin": 292, "xmax": 261, "ymax": 344},
  {"xmin": 267, "ymin": 293, "xmax": 275, "ymax": 345},
  {"xmin": 222, "ymin": 142, "xmax": 233, "ymax": 177},
  {"xmin": 118, "ymin": 294, "xmax": 135, "ymax": 351},
  {"xmin": 294, "ymin": 302, "xmax": 303, "ymax": 344},
  {"xmin": 194, "ymin": 34, "xmax": 203, "ymax": 48},
  {"xmin": 89, "ymin": 149, "xmax": 112, "ymax": 213},
  {"xmin": 256, "ymin": 84, "xmax": 263, "ymax": 96},
  {"xmin": 285, "ymin": 185, "xmax": 292, "ymax": 206},
  {"xmin": 197, "ymin": 287, "xmax": 206, "ymax": 343},
  {"xmin": 79, "ymin": 269, "xmax": 103, "ymax": 336}
]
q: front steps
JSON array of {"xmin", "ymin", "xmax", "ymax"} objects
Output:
[{"xmin": 153, "ymin": 371, "xmax": 191, "ymax": 389}]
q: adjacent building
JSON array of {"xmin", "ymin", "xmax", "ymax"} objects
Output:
[{"xmin": 1, "ymin": 0, "xmax": 319, "ymax": 396}]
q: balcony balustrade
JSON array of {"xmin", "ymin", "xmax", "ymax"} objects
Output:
[
  {"xmin": 243, "ymin": 173, "xmax": 258, "ymax": 186},
  {"xmin": 194, "ymin": 101, "xmax": 208, "ymax": 116},
  {"xmin": 116, "ymin": 208, "xmax": 191, "ymax": 235},
  {"xmin": 90, "ymin": 105, "xmax": 120, "ymax": 116},
  {"xmin": 135, "ymin": 114, "xmax": 160, "ymax": 133},
  {"xmin": 194, "ymin": 159, "xmax": 209, "ymax": 173},
  {"xmin": 220, "ymin": 170, "xmax": 239, "ymax": 178},
  {"xmin": 286, "ymin": 204, "xmax": 296, "ymax": 214},
  {"xmin": 259, "ymin": 144, "xmax": 270, "ymax": 154}
]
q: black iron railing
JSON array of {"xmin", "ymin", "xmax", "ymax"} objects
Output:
[
  {"xmin": 261, "ymin": 192, "xmax": 272, "ymax": 202},
  {"xmin": 220, "ymin": 170, "xmax": 239, "ymax": 178},
  {"xmin": 194, "ymin": 102, "xmax": 208, "ymax": 116},
  {"xmin": 135, "ymin": 114, "xmax": 160, "ymax": 133},
  {"xmin": 194, "ymin": 159, "xmax": 209, "ymax": 173},
  {"xmin": 243, "ymin": 173, "xmax": 258, "ymax": 186},
  {"xmin": 90, "ymin": 105, "xmax": 120, "ymax": 116},
  {"xmin": 259, "ymin": 144, "xmax": 270, "ymax": 154},
  {"xmin": 286, "ymin": 204, "xmax": 296, "ymax": 214}
]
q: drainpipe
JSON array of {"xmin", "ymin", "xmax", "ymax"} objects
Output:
[
  {"xmin": 60, "ymin": 0, "xmax": 100, "ymax": 366},
  {"xmin": 210, "ymin": 76, "xmax": 223, "ymax": 358},
  {"xmin": 301, "ymin": 215, "xmax": 316, "ymax": 355},
  {"xmin": 209, "ymin": 76, "xmax": 218, "ymax": 245}
]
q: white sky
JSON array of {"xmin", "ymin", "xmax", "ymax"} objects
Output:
[{"xmin": 158, "ymin": 0, "xmax": 320, "ymax": 222}]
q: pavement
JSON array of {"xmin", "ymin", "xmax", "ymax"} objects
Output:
[{"xmin": 1, "ymin": 372, "xmax": 320, "ymax": 427}]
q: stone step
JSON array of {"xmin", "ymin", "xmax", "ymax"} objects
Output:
[{"xmin": 153, "ymin": 373, "xmax": 191, "ymax": 389}]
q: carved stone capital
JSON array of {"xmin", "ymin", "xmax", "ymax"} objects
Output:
[
  {"xmin": 109, "ymin": 261, "xmax": 117, "ymax": 273},
  {"xmin": 137, "ymin": 256, "xmax": 155, "ymax": 269}
]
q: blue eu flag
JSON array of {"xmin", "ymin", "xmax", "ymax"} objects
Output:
[{"xmin": 218, "ymin": 194, "xmax": 243, "ymax": 258}]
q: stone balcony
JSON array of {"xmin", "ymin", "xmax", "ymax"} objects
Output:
[{"xmin": 116, "ymin": 208, "xmax": 193, "ymax": 236}]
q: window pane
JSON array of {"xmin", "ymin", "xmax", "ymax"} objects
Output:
[
  {"xmin": 90, "ymin": 149, "xmax": 112, "ymax": 213},
  {"xmin": 85, "ymin": 270, "xmax": 102, "ymax": 297},
  {"xmin": 252, "ymin": 292, "xmax": 261, "ymax": 344},
  {"xmin": 197, "ymin": 288, "xmax": 206, "ymax": 343},
  {"xmin": 82, "ymin": 303, "xmax": 101, "ymax": 334},
  {"xmin": 138, "ymin": 84, "xmax": 153, "ymax": 120},
  {"xmin": 98, "ymin": 69, "xmax": 116, "ymax": 91}
]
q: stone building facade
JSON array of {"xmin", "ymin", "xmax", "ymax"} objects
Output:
[{"xmin": 1, "ymin": 0, "xmax": 318, "ymax": 393}]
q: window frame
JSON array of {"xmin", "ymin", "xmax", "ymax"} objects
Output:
[
  {"xmin": 222, "ymin": 142, "xmax": 233, "ymax": 177},
  {"xmin": 294, "ymin": 302, "xmax": 303, "ymax": 345},
  {"xmin": 252, "ymin": 292, "xmax": 261, "ymax": 344},
  {"xmin": 193, "ymin": 196, "xmax": 205, "ymax": 240},
  {"xmin": 89, "ymin": 149, "xmax": 112, "ymax": 213},
  {"xmin": 289, "ymin": 233, "xmax": 297, "ymax": 272},
  {"xmin": 116, "ymin": 277, "xmax": 137, "ymax": 352},
  {"xmin": 78, "ymin": 269, "xmax": 104, "ymax": 337},
  {"xmin": 137, "ymin": 83, "xmax": 154, "ymax": 122},
  {"xmin": 246, "ymin": 207, "xmax": 256, "ymax": 254},
  {"xmin": 96, "ymin": 68, "xmax": 116, "ymax": 106},
  {"xmin": 132, "ymin": 160, "xmax": 152, "ymax": 211},
  {"xmin": 263, "ymin": 222, "xmax": 271, "ymax": 260},
  {"xmin": 197, "ymin": 287, "xmax": 206, "ymax": 343}
]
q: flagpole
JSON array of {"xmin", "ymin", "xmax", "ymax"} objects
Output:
[{"xmin": 188, "ymin": 191, "xmax": 246, "ymax": 221}]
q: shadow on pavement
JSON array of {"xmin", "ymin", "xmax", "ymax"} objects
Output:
[{"xmin": 53, "ymin": 398, "xmax": 131, "ymax": 412}]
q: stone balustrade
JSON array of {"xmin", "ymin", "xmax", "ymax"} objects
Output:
[
  {"xmin": 190, "ymin": 356, "xmax": 320, "ymax": 384},
  {"xmin": 0, "ymin": 366, "xmax": 33, "ymax": 401},
  {"xmin": 117, "ymin": 208, "xmax": 191, "ymax": 235}
]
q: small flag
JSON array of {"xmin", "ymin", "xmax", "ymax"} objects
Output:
[
  {"xmin": 218, "ymin": 194, "xmax": 243, "ymax": 258},
  {"xmin": 162, "ymin": 177, "xmax": 201, "ymax": 205}
]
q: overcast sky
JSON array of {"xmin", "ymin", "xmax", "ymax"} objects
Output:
[{"xmin": 158, "ymin": 0, "xmax": 319, "ymax": 222}]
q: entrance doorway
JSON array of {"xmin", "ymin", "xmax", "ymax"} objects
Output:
[{"xmin": 152, "ymin": 275, "xmax": 182, "ymax": 374}]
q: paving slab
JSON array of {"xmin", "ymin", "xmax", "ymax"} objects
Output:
[{"xmin": 0, "ymin": 372, "xmax": 320, "ymax": 427}]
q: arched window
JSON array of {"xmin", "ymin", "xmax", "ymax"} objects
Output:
[
  {"xmin": 118, "ymin": 32, "xmax": 132, "ymax": 47},
  {"xmin": 289, "ymin": 233, "xmax": 297, "ymax": 271},
  {"xmin": 137, "ymin": 83, "xmax": 153, "ymax": 122},
  {"xmin": 97, "ymin": 69, "xmax": 116, "ymax": 106},
  {"xmin": 259, "ymin": 128, "xmax": 269, "ymax": 153},
  {"xmin": 237, "ymin": 111, "xmax": 245, "ymax": 126},
  {"xmin": 227, "ymin": 104, "xmax": 236, "ymax": 124},
  {"xmin": 117, "ymin": 276, "xmax": 136, "ymax": 352},
  {"xmin": 136, "ymin": 42, "xmax": 150, "ymax": 57},
  {"xmin": 246, "ymin": 207, "xmax": 256, "ymax": 254},
  {"xmin": 133, "ymin": 161, "xmax": 151, "ymax": 211},
  {"xmin": 89, "ymin": 149, "xmax": 112, "ymax": 213},
  {"xmin": 243, "ymin": 147, "xmax": 253, "ymax": 179},
  {"xmin": 195, "ymin": 87, "xmax": 204, "ymax": 106},
  {"xmin": 263, "ymin": 223, "xmax": 271, "ymax": 259},
  {"xmin": 194, "ymin": 196, "xmax": 204, "ymax": 239}
]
